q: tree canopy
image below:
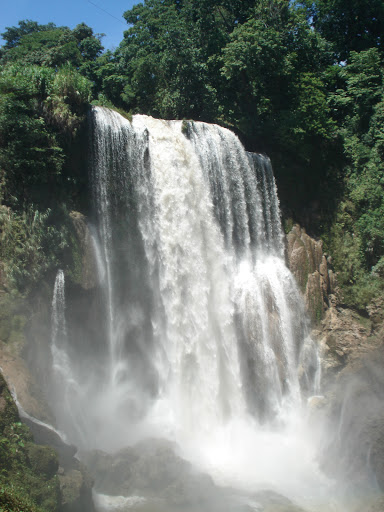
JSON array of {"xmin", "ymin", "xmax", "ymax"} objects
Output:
[
  {"xmin": 0, "ymin": 1, "xmax": 384, "ymax": 307},
  {"xmin": 0, "ymin": 21, "xmax": 104, "ymax": 69},
  {"xmin": 302, "ymin": 0, "xmax": 384, "ymax": 61}
]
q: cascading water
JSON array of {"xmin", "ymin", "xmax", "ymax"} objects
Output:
[
  {"xmin": 52, "ymin": 270, "xmax": 66, "ymax": 344},
  {"xmin": 89, "ymin": 108, "xmax": 319, "ymax": 428},
  {"xmin": 50, "ymin": 270, "xmax": 79, "ymax": 436},
  {"xmin": 51, "ymin": 269, "xmax": 71, "ymax": 392},
  {"xmin": 49, "ymin": 106, "xmax": 339, "ymax": 510}
]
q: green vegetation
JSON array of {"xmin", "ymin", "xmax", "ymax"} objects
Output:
[
  {"xmin": 0, "ymin": 61, "xmax": 91, "ymax": 208},
  {"xmin": 0, "ymin": 20, "xmax": 103, "ymax": 73},
  {"xmin": 0, "ymin": 2, "xmax": 383, "ymax": 311},
  {"xmin": 0, "ymin": 206, "xmax": 72, "ymax": 291},
  {"xmin": 324, "ymin": 48, "xmax": 384, "ymax": 308},
  {"xmin": 302, "ymin": 0, "xmax": 384, "ymax": 61},
  {"xmin": 0, "ymin": 23, "xmax": 98, "ymax": 294},
  {"xmin": 0, "ymin": 373, "xmax": 60, "ymax": 512}
]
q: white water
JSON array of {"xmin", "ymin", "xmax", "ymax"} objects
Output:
[
  {"xmin": 50, "ymin": 269, "xmax": 90, "ymax": 443},
  {"xmin": 6, "ymin": 379, "xmax": 69, "ymax": 444},
  {"xmin": 50, "ymin": 107, "xmax": 340, "ymax": 510},
  {"xmin": 51, "ymin": 269, "xmax": 72, "ymax": 395}
]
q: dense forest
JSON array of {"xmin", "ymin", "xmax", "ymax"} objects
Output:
[{"xmin": 0, "ymin": 0, "xmax": 383, "ymax": 307}]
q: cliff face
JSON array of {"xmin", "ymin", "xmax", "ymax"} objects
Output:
[
  {"xmin": 286, "ymin": 224, "xmax": 336, "ymax": 324},
  {"xmin": 68, "ymin": 211, "xmax": 98, "ymax": 290},
  {"xmin": 0, "ymin": 210, "xmax": 98, "ymax": 512},
  {"xmin": 314, "ymin": 327, "xmax": 384, "ymax": 509},
  {"xmin": 286, "ymin": 224, "xmax": 384, "ymax": 380},
  {"xmin": 287, "ymin": 225, "xmax": 384, "ymax": 508},
  {"xmin": 0, "ymin": 371, "xmax": 61, "ymax": 511},
  {"xmin": 0, "ymin": 211, "xmax": 100, "ymax": 423}
]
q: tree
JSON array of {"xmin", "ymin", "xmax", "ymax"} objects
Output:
[
  {"xmin": 113, "ymin": 0, "xmax": 219, "ymax": 119},
  {"xmin": 0, "ymin": 64, "xmax": 63, "ymax": 206},
  {"xmin": 302, "ymin": 0, "xmax": 384, "ymax": 61},
  {"xmin": 220, "ymin": 1, "xmax": 335, "ymax": 162},
  {"xmin": 1, "ymin": 20, "xmax": 57, "ymax": 49},
  {"xmin": 325, "ymin": 48, "xmax": 384, "ymax": 305},
  {"xmin": 1, "ymin": 21, "xmax": 104, "ymax": 69},
  {"xmin": 0, "ymin": 63, "xmax": 91, "ymax": 208}
]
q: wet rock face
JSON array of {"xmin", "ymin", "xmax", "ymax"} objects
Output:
[
  {"xmin": 308, "ymin": 281, "xmax": 384, "ymax": 508},
  {"xmin": 318, "ymin": 347, "xmax": 384, "ymax": 497},
  {"xmin": 368, "ymin": 416, "xmax": 384, "ymax": 491},
  {"xmin": 316, "ymin": 305, "xmax": 375, "ymax": 383},
  {"xmin": 23, "ymin": 415, "xmax": 95, "ymax": 512},
  {"xmin": 367, "ymin": 296, "xmax": 384, "ymax": 328},
  {"xmin": 0, "ymin": 340, "xmax": 55, "ymax": 424},
  {"xmin": 309, "ymin": 292, "xmax": 384, "ymax": 391},
  {"xmin": 0, "ymin": 372, "xmax": 62, "ymax": 511},
  {"xmin": 286, "ymin": 224, "xmax": 334, "ymax": 324},
  {"xmin": 59, "ymin": 467, "xmax": 95, "ymax": 512},
  {"xmin": 69, "ymin": 211, "xmax": 98, "ymax": 290},
  {"xmin": 84, "ymin": 439, "xmax": 307, "ymax": 512},
  {"xmin": 83, "ymin": 439, "xmax": 219, "ymax": 510}
]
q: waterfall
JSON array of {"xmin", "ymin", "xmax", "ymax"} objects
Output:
[
  {"xmin": 50, "ymin": 269, "xmax": 86, "ymax": 443},
  {"xmin": 51, "ymin": 269, "xmax": 68, "ymax": 378},
  {"xmin": 48, "ymin": 107, "xmax": 334, "ymax": 510},
  {"xmin": 87, "ymin": 107, "xmax": 318, "ymax": 437}
]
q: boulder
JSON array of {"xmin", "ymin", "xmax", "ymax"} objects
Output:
[
  {"xmin": 21, "ymin": 410, "xmax": 94, "ymax": 512},
  {"xmin": 365, "ymin": 496, "xmax": 384, "ymax": 512},
  {"xmin": 21, "ymin": 415, "xmax": 77, "ymax": 470},
  {"xmin": 83, "ymin": 438, "xmax": 308, "ymax": 512},
  {"xmin": 82, "ymin": 438, "xmax": 216, "ymax": 505},
  {"xmin": 59, "ymin": 467, "xmax": 95, "ymax": 512},
  {"xmin": 0, "ymin": 371, "xmax": 61, "ymax": 511},
  {"xmin": 26, "ymin": 442, "xmax": 59, "ymax": 479},
  {"xmin": 249, "ymin": 490, "xmax": 307, "ymax": 512}
]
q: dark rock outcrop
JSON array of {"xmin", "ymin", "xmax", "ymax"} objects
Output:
[
  {"xmin": 0, "ymin": 371, "xmax": 61, "ymax": 511},
  {"xmin": 59, "ymin": 467, "xmax": 95, "ymax": 512},
  {"xmin": 69, "ymin": 211, "xmax": 98, "ymax": 290},
  {"xmin": 22, "ymin": 413, "xmax": 95, "ymax": 512}
]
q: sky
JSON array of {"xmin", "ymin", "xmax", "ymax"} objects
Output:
[{"xmin": 0, "ymin": 0, "xmax": 140, "ymax": 50}]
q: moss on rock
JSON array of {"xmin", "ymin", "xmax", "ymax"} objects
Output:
[
  {"xmin": 0, "ymin": 372, "xmax": 61, "ymax": 512},
  {"xmin": 27, "ymin": 442, "xmax": 59, "ymax": 479},
  {"xmin": 0, "ymin": 372, "xmax": 19, "ymax": 432},
  {"xmin": 0, "ymin": 293, "xmax": 27, "ymax": 347},
  {"xmin": 59, "ymin": 466, "xmax": 94, "ymax": 512},
  {"xmin": 0, "ymin": 486, "xmax": 44, "ymax": 512}
]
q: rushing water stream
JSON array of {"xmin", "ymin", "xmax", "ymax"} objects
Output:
[{"xmin": 49, "ymin": 107, "xmax": 345, "ymax": 511}]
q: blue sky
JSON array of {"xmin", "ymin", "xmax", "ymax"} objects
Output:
[{"xmin": 0, "ymin": 0, "xmax": 140, "ymax": 50}]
